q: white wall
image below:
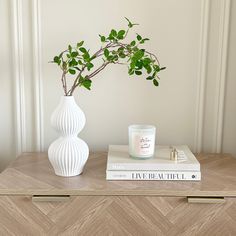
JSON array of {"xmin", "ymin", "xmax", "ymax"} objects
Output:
[
  {"xmin": 0, "ymin": 0, "xmax": 235, "ymax": 171},
  {"xmin": 222, "ymin": 0, "xmax": 236, "ymax": 156},
  {"xmin": 41, "ymin": 0, "xmax": 201, "ymax": 152}
]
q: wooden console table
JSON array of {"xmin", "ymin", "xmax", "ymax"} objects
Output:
[{"xmin": 0, "ymin": 152, "xmax": 236, "ymax": 235}]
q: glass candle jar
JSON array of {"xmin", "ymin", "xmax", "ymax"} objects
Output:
[{"xmin": 128, "ymin": 125, "xmax": 156, "ymax": 159}]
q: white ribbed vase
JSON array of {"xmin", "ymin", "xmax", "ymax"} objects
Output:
[{"xmin": 48, "ymin": 96, "xmax": 89, "ymax": 177}]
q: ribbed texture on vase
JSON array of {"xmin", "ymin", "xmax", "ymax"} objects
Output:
[
  {"xmin": 48, "ymin": 137, "xmax": 89, "ymax": 177},
  {"xmin": 51, "ymin": 96, "xmax": 86, "ymax": 136},
  {"xmin": 48, "ymin": 96, "xmax": 89, "ymax": 177}
]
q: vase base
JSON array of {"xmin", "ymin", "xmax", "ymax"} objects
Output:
[
  {"xmin": 48, "ymin": 136, "xmax": 89, "ymax": 178},
  {"xmin": 54, "ymin": 169, "xmax": 84, "ymax": 177}
]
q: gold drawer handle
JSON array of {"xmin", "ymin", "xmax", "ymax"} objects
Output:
[
  {"xmin": 32, "ymin": 195, "xmax": 70, "ymax": 202},
  {"xmin": 187, "ymin": 197, "xmax": 225, "ymax": 204}
]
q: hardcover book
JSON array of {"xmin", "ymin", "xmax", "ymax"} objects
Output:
[
  {"xmin": 106, "ymin": 170, "xmax": 201, "ymax": 181},
  {"xmin": 106, "ymin": 145, "xmax": 200, "ymax": 171}
]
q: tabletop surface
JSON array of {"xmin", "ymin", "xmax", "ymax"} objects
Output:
[{"xmin": 0, "ymin": 152, "xmax": 236, "ymax": 196}]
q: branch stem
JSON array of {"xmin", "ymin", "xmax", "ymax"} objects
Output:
[
  {"xmin": 87, "ymin": 61, "xmax": 110, "ymax": 80},
  {"xmin": 61, "ymin": 71, "xmax": 67, "ymax": 95}
]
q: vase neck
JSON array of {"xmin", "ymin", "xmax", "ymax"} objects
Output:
[
  {"xmin": 60, "ymin": 96, "xmax": 76, "ymax": 105},
  {"xmin": 61, "ymin": 95, "xmax": 75, "ymax": 100}
]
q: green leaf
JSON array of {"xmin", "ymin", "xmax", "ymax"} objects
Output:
[
  {"xmin": 83, "ymin": 52, "xmax": 90, "ymax": 61},
  {"xmin": 53, "ymin": 56, "xmax": 59, "ymax": 62},
  {"xmin": 86, "ymin": 62, "xmax": 94, "ymax": 71},
  {"xmin": 118, "ymin": 47, "xmax": 124, "ymax": 52},
  {"xmin": 125, "ymin": 17, "xmax": 132, "ymax": 28},
  {"xmin": 130, "ymin": 61, "xmax": 136, "ymax": 69},
  {"xmin": 136, "ymin": 34, "xmax": 142, "ymax": 41},
  {"xmin": 140, "ymin": 38, "xmax": 150, "ymax": 44},
  {"xmin": 146, "ymin": 76, "xmax": 153, "ymax": 80},
  {"xmin": 82, "ymin": 79, "xmax": 92, "ymax": 90},
  {"xmin": 72, "ymin": 58, "xmax": 78, "ymax": 66},
  {"xmin": 53, "ymin": 56, "xmax": 60, "ymax": 65},
  {"xmin": 119, "ymin": 52, "xmax": 126, "ymax": 58},
  {"xmin": 153, "ymin": 79, "xmax": 159, "ymax": 86},
  {"xmin": 128, "ymin": 68, "xmax": 134, "ymax": 75},
  {"xmin": 69, "ymin": 58, "xmax": 78, "ymax": 67},
  {"xmin": 117, "ymin": 30, "xmax": 125, "ymax": 39},
  {"xmin": 135, "ymin": 60, "xmax": 143, "ymax": 69},
  {"xmin": 145, "ymin": 65, "xmax": 152, "ymax": 74},
  {"xmin": 99, "ymin": 35, "xmax": 106, "ymax": 42},
  {"xmin": 111, "ymin": 29, "xmax": 117, "ymax": 37},
  {"xmin": 78, "ymin": 75, "xmax": 84, "ymax": 83},
  {"xmin": 143, "ymin": 57, "xmax": 152, "ymax": 65},
  {"xmin": 69, "ymin": 69, "xmax": 76, "ymax": 75},
  {"xmin": 58, "ymin": 52, "xmax": 63, "ymax": 58},
  {"xmin": 108, "ymin": 35, "xmax": 114, "ymax": 40},
  {"xmin": 78, "ymin": 60, "xmax": 83, "ymax": 65},
  {"xmin": 153, "ymin": 65, "xmax": 160, "ymax": 72},
  {"xmin": 68, "ymin": 45, "xmax": 72, "ymax": 52},
  {"xmin": 133, "ymin": 49, "xmax": 145, "ymax": 60},
  {"xmin": 130, "ymin": 40, "xmax": 136, "ymax": 46},
  {"xmin": 125, "ymin": 17, "xmax": 139, "ymax": 28},
  {"xmin": 132, "ymin": 46, "xmax": 138, "ymax": 52},
  {"xmin": 112, "ymin": 55, "xmax": 119, "ymax": 61},
  {"xmin": 125, "ymin": 17, "xmax": 133, "ymax": 28},
  {"xmin": 118, "ymin": 30, "xmax": 125, "ymax": 35},
  {"xmin": 104, "ymin": 48, "xmax": 109, "ymax": 58},
  {"xmin": 71, "ymin": 51, "xmax": 78, "ymax": 57},
  {"xmin": 79, "ymin": 47, "xmax": 87, "ymax": 53},
  {"xmin": 107, "ymin": 55, "xmax": 113, "ymax": 61},
  {"xmin": 135, "ymin": 70, "xmax": 142, "ymax": 75},
  {"xmin": 77, "ymin": 41, "xmax": 84, "ymax": 48}
]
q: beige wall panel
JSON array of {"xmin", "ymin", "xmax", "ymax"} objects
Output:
[{"xmin": 222, "ymin": 0, "xmax": 236, "ymax": 157}]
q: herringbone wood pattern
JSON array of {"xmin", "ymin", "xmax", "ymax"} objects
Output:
[
  {"xmin": 0, "ymin": 152, "xmax": 236, "ymax": 196},
  {"xmin": 0, "ymin": 152, "xmax": 236, "ymax": 235},
  {"xmin": 0, "ymin": 195, "xmax": 236, "ymax": 235}
]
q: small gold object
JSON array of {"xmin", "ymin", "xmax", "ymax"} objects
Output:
[{"xmin": 170, "ymin": 147, "xmax": 178, "ymax": 161}]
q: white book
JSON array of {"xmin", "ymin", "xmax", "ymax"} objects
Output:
[
  {"xmin": 107, "ymin": 145, "xmax": 200, "ymax": 171},
  {"xmin": 106, "ymin": 170, "xmax": 201, "ymax": 181}
]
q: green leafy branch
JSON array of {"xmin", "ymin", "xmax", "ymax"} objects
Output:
[{"xmin": 52, "ymin": 18, "xmax": 166, "ymax": 96}]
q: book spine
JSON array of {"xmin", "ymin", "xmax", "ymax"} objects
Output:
[
  {"xmin": 106, "ymin": 171, "xmax": 201, "ymax": 181},
  {"xmin": 107, "ymin": 164, "xmax": 200, "ymax": 171}
]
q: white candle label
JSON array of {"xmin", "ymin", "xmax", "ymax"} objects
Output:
[{"xmin": 134, "ymin": 134, "xmax": 155, "ymax": 156}]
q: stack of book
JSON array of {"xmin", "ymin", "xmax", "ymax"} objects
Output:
[{"xmin": 106, "ymin": 145, "xmax": 201, "ymax": 181}]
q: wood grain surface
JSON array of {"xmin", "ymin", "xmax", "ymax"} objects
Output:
[
  {"xmin": 0, "ymin": 152, "xmax": 236, "ymax": 196},
  {"xmin": 0, "ymin": 153, "xmax": 236, "ymax": 235},
  {"xmin": 0, "ymin": 195, "xmax": 236, "ymax": 235}
]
